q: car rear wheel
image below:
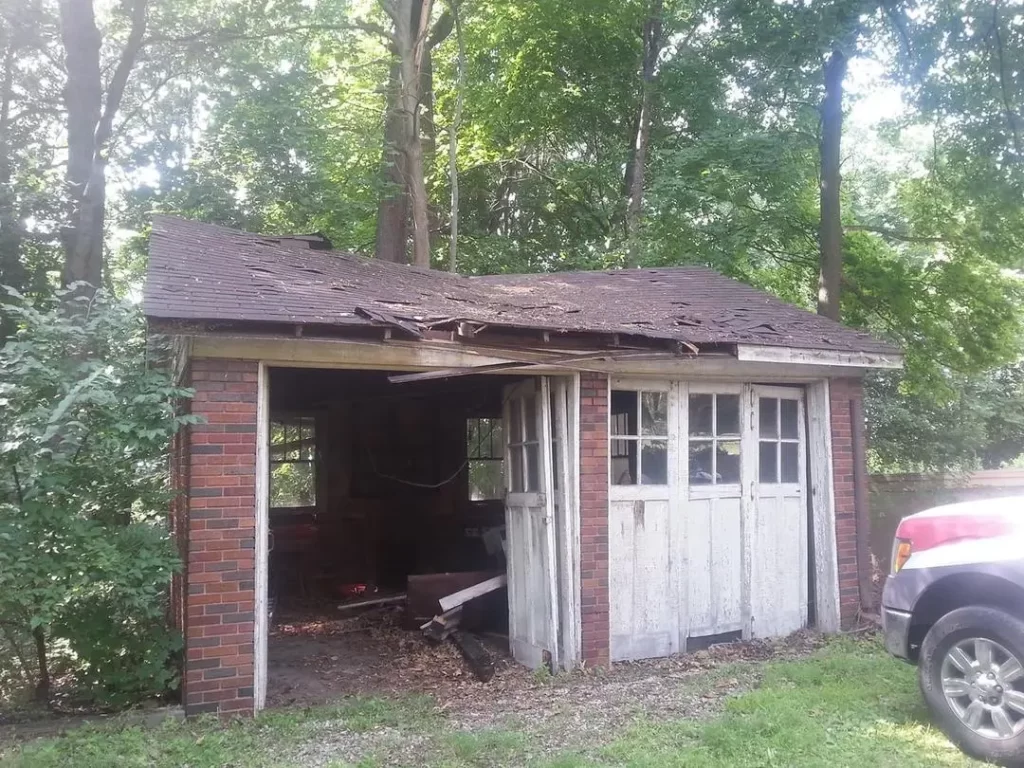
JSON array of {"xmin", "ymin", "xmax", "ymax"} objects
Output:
[{"xmin": 920, "ymin": 606, "xmax": 1024, "ymax": 766}]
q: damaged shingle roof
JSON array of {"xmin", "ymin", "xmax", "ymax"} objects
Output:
[{"xmin": 143, "ymin": 216, "xmax": 898, "ymax": 355}]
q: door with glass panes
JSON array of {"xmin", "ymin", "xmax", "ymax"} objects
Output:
[
  {"xmin": 608, "ymin": 381, "xmax": 681, "ymax": 662},
  {"xmin": 684, "ymin": 385, "xmax": 745, "ymax": 640},
  {"xmin": 749, "ymin": 386, "xmax": 808, "ymax": 638}
]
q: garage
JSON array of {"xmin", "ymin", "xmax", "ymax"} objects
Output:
[{"xmin": 144, "ymin": 216, "xmax": 901, "ymax": 715}]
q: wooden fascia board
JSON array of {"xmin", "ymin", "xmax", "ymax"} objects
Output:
[
  {"xmin": 734, "ymin": 344, "xmax": 903, "ymax": 370},
  {"xmin": 187, "ymin": 333, "xmax": 893, "ymax": 380}
]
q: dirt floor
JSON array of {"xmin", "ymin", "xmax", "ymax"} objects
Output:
[
  {"xmin": 267, "ymin": 603, "xmax": 517, "ymax": 709},
  {"xmin": 268, "ymin": 601, "xmax": 829, "ymax": 759}
]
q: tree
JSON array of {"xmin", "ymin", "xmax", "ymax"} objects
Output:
[
  {"xmin": 58, "ymin": 0, "xmax": 149, "ymax": 292},
  {"xmin": 0, "ymin": 288, "xmax": 195, "ymax": 704},
  {"xmin": 625, "ymin": 0, "xmax": 664, "ymax": 267},
  {"xmin": 818, "ymin": 47, "xmax": 846, "ymax": 320}
]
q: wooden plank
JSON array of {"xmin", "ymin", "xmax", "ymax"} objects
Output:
[
  {"xmin": 739, "ymin": 383, "xmax": 756, "ymax": 640},
  {"xmin": 807, "ymin": 380, "xmax": 840, "ymax": 632},
  {"xmin": 421, "ymin": 606, "xmax": 463, "ymax": 642},
  {"xmin": 438, "ymin": 575, "xmax": 507, "ymax": 612},
  {"xmin": 553, "ymin": 377, "xmax": 580, "ymax": 669},
  {"xmin": 337, "ymin": 594, "xmax": 407, "ymax": 612},
  {"xmin": 253, "ymin": 362, "xmax": 270, "ymax": 713},
  {"xmin": 388, "ymin": 351, "xmax": 616, "ymax": 384},
  {"xmin": 189, "ymin": 335, "xmax": 883, "ymax": 381},
  {"xmin": 735, "ymin": 344, "xmax": 903, "ymax": 370},
  {"xmin": 539, "ymin": 377, "xmax": 561, "ymax": 671}
]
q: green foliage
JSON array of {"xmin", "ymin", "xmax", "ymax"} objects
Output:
[{"xmin": 0, "ymin": 288, "xmax": 196, "ymax": 706}]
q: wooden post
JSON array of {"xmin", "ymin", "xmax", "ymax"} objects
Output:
[{"xmin": 850, "ymin": 395, "xmax": 874, "ymax": 614}]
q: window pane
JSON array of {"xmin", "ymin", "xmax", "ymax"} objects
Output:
[
  {"xmin": 526, "ymin": 443, "xmax": 541, "ymax": 491},
  {"xmin": 689, "ymin": 394, "xmax": 713, "ymax": 437},
  {"xmin": 552, "ymin": 441, "xmax": 560, "ymax": 490},
  {"xmin": 780, "ymin": 399, "xmax": 799, "ymax": 439},
  {"xmin": 781, "ymin": 442, "xmax": 800, "ymax": 483},
  {"xmin": 641, "ymin": 391, "xmax": 668, "ymax": 436},
  {"xmin": 271, "ymin": 461, "xmax": 315, "ymax": 507},
  {"xmin": 469, "ymin": 460, "xmax": 504, "ymax": 500},
  {"xmin": 716, "ymin": 395, "xmax": 740, "ymax": 436},
  {"xmin": 759, "ymin": 441, "xmax": 778, "ymax": 483},
  {"xmin": 612, "ymin": 440, "xmax": 637, "ymax": 485},
  {"xmin": 641, "ymin": 440, "xmax": 668, "ymax": 485},
  {"xmin": 759, "ymin": 397, "xmax": 778, "ymax": 439},
  {"xmin": 524, "ymin": 395, "xmax": 538, "ymax": 441},
  {"xmin": 509, "ymin": 446, "xmax": 524, "ymax": 492},
  {"xmin": 689, "ymin": 440, "xmax": 714, "ymax": 484},
  {"xmin": 510, "ymin": 400, "xmax": 523, "ymax": 443},
  {"xmin": 611, "ymin": 390, "xmax": 638, "ymax": 436},
  {"xmin": 716, "ymin": 441, "xmax": 741, "ymax": 484}
]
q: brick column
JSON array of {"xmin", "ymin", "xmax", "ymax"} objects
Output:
[
  {"xmin": 184, "ymin": 359, "xmax": 259, "ymax": 716},
  {"xmin": 579, "ymin": 373, "xmax": 610, "ymax": 667},
  {"xmin": 830, "ymin": 377, "xmax": 864, "ymax": 626}
]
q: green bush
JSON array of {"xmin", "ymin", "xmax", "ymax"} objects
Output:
[{"xmin": 0, "ymin": 288, "xmax": 197, "ymax": 708}]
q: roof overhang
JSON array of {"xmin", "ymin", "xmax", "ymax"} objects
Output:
[{"xmin": 179, "ymin": 330, "xmax": 900, "ymax": 382}]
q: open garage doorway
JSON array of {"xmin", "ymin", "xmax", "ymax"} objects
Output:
[{"xmin": 260, "ymin": 366, "xmax": 546, "ymax": 708}]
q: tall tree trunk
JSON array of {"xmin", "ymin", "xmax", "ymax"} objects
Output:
[
  {"xmin": 0, "ymin": 39, "xmax": 26, "ymax": 341},
  {"xmin": 447, "ymin": 1, "xmax": 465, "ymax": 273},
  {"xmin": 375, "ymin": 61, "xmax": 410, "ymax": 264},
  {"xmin": 58, "ymin": 0, "xmax": 148, "ymax": 293},
  {"xmin": 818, "ymin": 47, "xmax": 846, "ymax": 321},
  {"xmin": 392, "ymin": 0, "xmax": 435, "ymax": 269},
  {"xmin": 625, "ymin": 0, "xmax": 663, "ymax": 268},
  {"xmin": 32, "ymin": 626, "xmax": 49, "ymax": 705},
  {"xmin": 58, "ymin": 0, "xmax": 103, "ymax": 290}
]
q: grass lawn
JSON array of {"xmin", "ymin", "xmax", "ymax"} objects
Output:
[{"xmin": 0, "ymin": 636, "xmax": 985, "ymax": 767}]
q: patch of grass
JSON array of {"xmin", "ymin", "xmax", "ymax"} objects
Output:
[
  {"xmin": 581, "ymin": 636, "xmax": 983, "ymax": 768},
  {"xmin": 436, "ymin": 729, "xmax": 532, "ymax": 766},
  {"xmin": 1, "ymin": 638, "xmax": 988, "ymax": 768},
  {"xmin": 0, "ymin": 694, "xmax": 441, "ymax": 768},
  {"xmin": 313, "ymin": 694, "xmax": 440, "ymax": 732}
]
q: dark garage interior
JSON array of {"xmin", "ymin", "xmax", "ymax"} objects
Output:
[{"xmin": 265, "ymin": 367, "xmax": 515, "ymax": 705}]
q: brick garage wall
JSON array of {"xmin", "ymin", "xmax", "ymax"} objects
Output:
[
  {"xmin": 579, "ymin": 373, "xmax": 610, "ymax": 667},
  {"xmin": 184, "ymin": 359, "xmax": 259, "ymax": 716},
  {"xmin": 830, "ymin": 377, "xmax": 867, "ymax": 626}
]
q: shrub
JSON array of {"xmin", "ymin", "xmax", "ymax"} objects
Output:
[{"xmin": 0, "ymin": 288, "xmax": 197, "ymax": 707}]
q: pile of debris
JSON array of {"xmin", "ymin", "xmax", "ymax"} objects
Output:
[{"xmin": 418, "ymin": 574, "xmax": 506, "ymax": 682}]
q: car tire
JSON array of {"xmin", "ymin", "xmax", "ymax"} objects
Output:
[{"xmin": 919, "ymin": 606, "xmax": 1024, "ymax": 767}]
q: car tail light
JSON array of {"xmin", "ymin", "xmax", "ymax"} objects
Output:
[{"xmin": 891, "ymin": 538, "xmax": 912, "ymax": 573}]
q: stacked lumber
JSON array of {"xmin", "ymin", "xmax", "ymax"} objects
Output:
[{"xmin": 418, "ymin": 573, "xmax": 507, "ymax": 682}]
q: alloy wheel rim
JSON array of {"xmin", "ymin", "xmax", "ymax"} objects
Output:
[{"xmin": 940, "ymin": 637, "xmax": 1024, "ymax": 740}]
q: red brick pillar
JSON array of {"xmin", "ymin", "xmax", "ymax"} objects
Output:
[
  {"xmin": 579, "ymin": 373, "xmax": 610, "ymax": 667},
  {"xmin": 184, "ymin": 359, "xmax": 259, "ymax": 715},
  {"xmin": 829, "ymin": 377, "xmax": 865, "ymax": 626}
]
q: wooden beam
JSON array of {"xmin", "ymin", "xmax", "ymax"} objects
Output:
[
  {"xmin": 807, "ymin": 379, "xmax": 840, "ymax": 632},
  {"xmin": 253, "ymin": 362, "xmax": 270, "ymax": 712},
  {"xmin": 387, "ymin": 351, "xmax": 621, "ymax": 384},
  {"xmin": 437, "ymin": 574, "xmax": 507, "ymax": 612},
  {"xmin": 735, "ymin": 344, "xmax": 902, "ymax": 370}
]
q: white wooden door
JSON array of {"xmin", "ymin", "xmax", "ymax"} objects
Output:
[
  {"xmin": 683, "ymin": 384, "xmax": 745, "ymax": 639},
  {"xmin": 749, "ymin": 386, "xmax": 808, "ymax": 638},
  {"xmin": 609, "ymin": 380, "xmax": 681, "ymax": 662},
  {"xmin": 504, "ymin": 379, "xmax": 560, "ymax": 669}
]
